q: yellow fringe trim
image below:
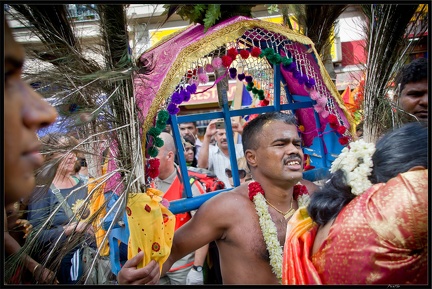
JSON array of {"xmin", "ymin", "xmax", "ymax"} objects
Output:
[{"xmin": 141, "ymin": 18, "xmax": 356, "ymax": 152}]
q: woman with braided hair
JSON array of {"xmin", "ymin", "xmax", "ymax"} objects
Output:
[{"xmin": 282, "ymin": 122, "xmax": 428, "ymax": 285}]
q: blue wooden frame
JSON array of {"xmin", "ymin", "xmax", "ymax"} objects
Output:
[{"xmin": 168, "ymin": 63, "xmax": 333, "ymax": 215}]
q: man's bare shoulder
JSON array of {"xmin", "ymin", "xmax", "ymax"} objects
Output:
[
  {"xmin": 205, "ymin": 183, "xmax": 249, "ymax": 204},
  {"xmin": 199, "ymin": 183, "xmax": 251, "ymax": 215},
  {"xmin": 228, "ymin": 183, "xmax": 249, "ymax": 196},
  {"xmin": 194, "ymin": 183, "xmax": 255, "ymax": 238},
  {"xmin": 300, "ymin": 178, "xmax": 319, "ymax": 195}
]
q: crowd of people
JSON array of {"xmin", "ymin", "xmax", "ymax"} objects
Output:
[
  {"xmin": 117, "ymin": 55, "xmax": 428, "ymax": 284},
  {"xmin": 4, "ymin": 16, "xmax": 428, "ymax": 286}
]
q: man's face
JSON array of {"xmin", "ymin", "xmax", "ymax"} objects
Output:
[
  {"xmin": 249, "ymin": 121, "xmax": 304, "ymax": 185},
  {"xmin": 4, "ymin": 23, "xmax": 57, "ymax": 205},
  {"xmin": 398, "ymin": 79, "xmax": 428, "ymax": 122},
  {"xmin": 214, "ymin": 129, "xmax": 228, "ymax": 149},
  {"xmin": 179, "ymin": 123, "xmax": 197, "ymax": 141}
]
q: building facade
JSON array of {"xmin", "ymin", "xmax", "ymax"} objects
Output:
[{"xmin": 6, "ymin": 3, "xmax": 426, "ymax": 130}]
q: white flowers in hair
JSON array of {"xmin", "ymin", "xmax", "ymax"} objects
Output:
[{"xmin": 330, "ymin": 139, "xmax": 376, "ymax": 195}]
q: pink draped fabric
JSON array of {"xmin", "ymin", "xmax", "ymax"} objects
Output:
[
  {"xmin": 104, "ymin": 140, "xmax": 123, "ymax": 195},
  {"xmin": 279, "ymin": 47, "xmax": 350, "ymax": 147},
  {"xmin": 135, "ymin": 16, "xmax": 352, "ymax": 148},
  {"xmin": 135, "ymin": 16, "xmax": 254, "ymax": 121}
]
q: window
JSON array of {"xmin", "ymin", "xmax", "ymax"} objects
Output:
[{"xmin": 67, "ymin": 4, "xmax": 99, "ymax": 21}]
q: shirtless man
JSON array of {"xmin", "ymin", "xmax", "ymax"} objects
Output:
[{"xmin": 118, "ymin": 112, "xmax": 311, "ymax": 284}]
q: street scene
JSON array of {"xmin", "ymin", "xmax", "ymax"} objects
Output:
[{"xmin": 4, "ymin": 3, "xmax": 428, "ymax": 285}]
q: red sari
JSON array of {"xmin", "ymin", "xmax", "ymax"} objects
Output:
[{"xmin": 283, "ymin": 170, "xmax": 428, "ymax": 284}]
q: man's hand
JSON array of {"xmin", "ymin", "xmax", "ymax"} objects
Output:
[
  {"xmin": 206, "ymin": 119, "xmax": 243, "ymax": 136},
  {"xmin": 186, "ymin": 268, "xmax": 204, "ymax": 285},
  {"xmin": 16, "ymin": 219, "xmax": 32, "ymax": 238},
  {"xmin": 117, "ymin": 251, "xmax": 161, "ymax": 285},
  {"xmin": 204, "ymin": 120, "xmax": 218, "ymax": 138},
  {"xmin": 64, "ymin": 221, "xmax": 94, "ymax": 236},
  {"xmin": 33, "ymin": 265, "xmax": 59, "ymax": 284},
  {"xmin": 231, "ymin": 121, "xmax": 243, "ymax": 134}
]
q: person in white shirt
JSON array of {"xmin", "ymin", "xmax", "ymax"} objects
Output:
[{"xmin": 197, "ymin": 119, "xmax": 244, "ymax": 188}]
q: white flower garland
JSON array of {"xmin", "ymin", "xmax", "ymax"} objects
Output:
[
  {"xmin": 296, "ymin": 193, "xmax": 311, "ymax": 208},
  {"xmin": 252, "ymin": 193, "xmax": 283, "ymax": 283},
  {"xmin": 330, "ymin": 139, "xmax": 376, "ymax": 195}
]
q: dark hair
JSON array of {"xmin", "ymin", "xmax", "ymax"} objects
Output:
[
  {"xmin": 73, "ymin": 159, "xmax": 82, "ymax": 174},
  {"xmin": 242, "ymin": 112, "xmax": 297, "ymax": 153},
  {"xmin": 308, "ymin": 122, "xmax": 428, "ymax": 225},
  {"xmin": 163, "ymin": 124, "xmax": 172, "ymax": 133},
  {"xmin": 394, "ymin": 57, "xmax": 427, "ymax": 92},
  {"xmin": 370, "ymin": 122, "xmax": 428, "ymax": 183},
  {"xmin": 183, "ymin": 137, "xmax": 198, "ymax": 167},
  {"xmin": 183, "ymin": 121, "xmax": 197, "ymax": 128}
]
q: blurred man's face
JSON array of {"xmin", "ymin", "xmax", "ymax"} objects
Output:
[
  {"xmin": 214, "ymin": 129, "xmax": 228, "ymax": 149},
  {"xmin": 398, "ymin": 79, "xmax": 428, "ymax": 122},
  {"xmin": 4, "ymin": 22, "xmax": 57, "ymax": 205},
  {"xmin": 179, "ymin": 123, "xmax": 197, "ymax": 142}
]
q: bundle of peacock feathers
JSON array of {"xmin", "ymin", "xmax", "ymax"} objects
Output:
[
  {"xmin": 4, "ymin": 4, "xmax": 158, "ymax": 284},
  {"xmin": 359, "ymin": 4, "xmax": 428, "ymax": 142}
]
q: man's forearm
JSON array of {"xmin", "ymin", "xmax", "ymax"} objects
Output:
[
  {"xmin": 197, "ymin": 136, "xmax": 211, "ymax": 169},
  {"xmin": 193, "ymin": 244, "xmax": 209, "ymax": 266},
  {"xmin": 161, "ymin": 255, "xmax": 175, "ymax": 276},
  {"xmin": 5, "ymin": 232, "xmax": 38, "ymax": 272}
]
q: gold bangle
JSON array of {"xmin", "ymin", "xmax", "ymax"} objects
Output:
[{"xmin": 32, "ymin": 264, "xmax": 40, "ymax": 275}]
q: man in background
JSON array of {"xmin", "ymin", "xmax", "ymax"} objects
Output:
[
  {"xmin": 179, "ymin": 122, "xmax": 202, "ymax": 160},
  {"xmin": 394, "ymin": 57, "xmax": 428, "ymax": 123},
  {"xmin": 154, "ymin": 132, "xmax": 208, "ymax": 285},
  {"xmin": 197, "ymin": 119, "xmax": 244, "ymax": 188}
]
